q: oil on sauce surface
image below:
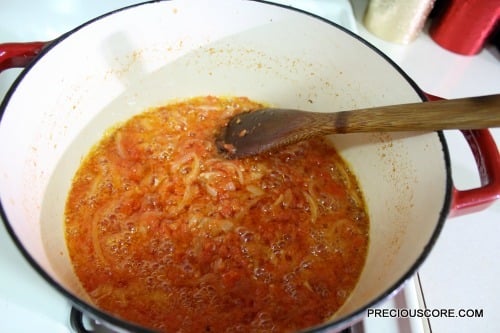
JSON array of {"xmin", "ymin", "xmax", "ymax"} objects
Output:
[{"xmin": 65, "ymin": 96, "xmax": 369, "ymax": 332}]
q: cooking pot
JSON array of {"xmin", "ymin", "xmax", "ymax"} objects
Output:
[{"xmin": 0, "ymin": 1, "xmax": 499, "ymax": 332}]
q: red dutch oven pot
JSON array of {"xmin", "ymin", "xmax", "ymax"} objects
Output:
[{"xmin": 0, "ymin": 1, "xmax": 499, "ymax": 332}]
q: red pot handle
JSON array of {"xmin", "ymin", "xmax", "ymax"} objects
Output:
[
  {"xmin": 426, "ymin": 93, "xmax": 500, "ymax": 217},
  {"xmin": 0, "ymin": 41, "xmax": 49, "ymax": 73},
  {"xmin": 449, "ymin": 129, "xmax": 500, "ymax": 217}
]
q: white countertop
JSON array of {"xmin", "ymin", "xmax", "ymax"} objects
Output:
[{"xmin": 349, "ymin": 1, "xmax": 500, "ymax": 99}]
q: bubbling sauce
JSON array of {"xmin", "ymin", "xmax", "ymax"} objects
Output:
[{"xmin": 65, "ymin": 96, "xmax": 369, "ymax": 332}]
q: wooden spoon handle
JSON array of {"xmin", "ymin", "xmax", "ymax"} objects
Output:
[{"xmin": 313, "ymin": 94, "xmax": 500, "ymax": 134}]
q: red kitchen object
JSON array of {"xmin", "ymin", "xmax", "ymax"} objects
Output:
[{"xmin": 430, "ymin": 0, "xmax": 500, "ymax": 55}]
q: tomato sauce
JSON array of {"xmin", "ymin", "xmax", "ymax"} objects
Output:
[{"xmin": 65, "ymin": 96, "xmax": 369, "ymax": 332}]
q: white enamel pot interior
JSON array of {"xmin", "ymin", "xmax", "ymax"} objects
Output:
[{"xmin": 0, "ymin": 1, "xmax": 452, "ymax": 332}]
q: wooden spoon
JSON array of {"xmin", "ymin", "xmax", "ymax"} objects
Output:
[{"xmin": 216, "ymin": 94, "xmax": 500, "ymax": 159}]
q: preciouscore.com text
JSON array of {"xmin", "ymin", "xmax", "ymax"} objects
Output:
[{"xmin": 367, "ymin": 308, "xmax": 484, "ymax": 318}]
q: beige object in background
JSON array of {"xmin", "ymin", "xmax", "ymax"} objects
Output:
[{"xmin": 363, "ymin": 0, "xmax": 435, "ymax": 44}]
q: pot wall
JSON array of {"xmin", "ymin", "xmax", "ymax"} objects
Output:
[
  {"xmin": 0, "ymin": 0, "xmax": 449, "ymax": 330},
  {"xmin": 331, "ymin": 131, "xmax": 449, "ymax": 320}
]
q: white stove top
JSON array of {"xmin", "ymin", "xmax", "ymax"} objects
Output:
[{"xmin": 1, "ymin": 1, "xmax": 499, "ymax": 332}]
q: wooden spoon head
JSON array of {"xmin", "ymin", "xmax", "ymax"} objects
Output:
[{"xmin": 216, "ymin": 109, "xmax": 311, "ymax": 159}]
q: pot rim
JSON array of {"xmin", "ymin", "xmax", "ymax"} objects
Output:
[{"xmin": 0, "ymin": 1, "xmax": 451, "ymax": 332}]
